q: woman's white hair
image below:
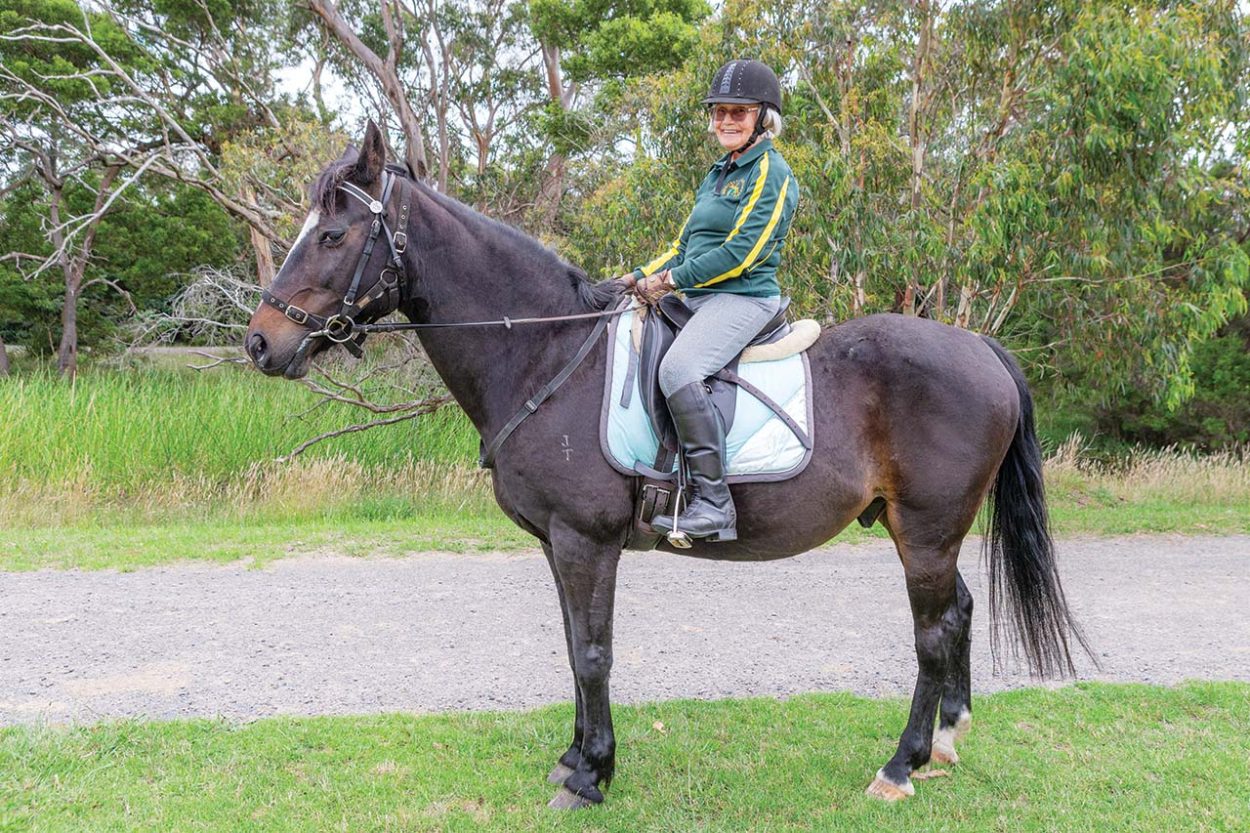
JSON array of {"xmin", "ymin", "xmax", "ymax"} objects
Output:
[{"xmin": 706, "ymin": 105, "xmax": 785, "ymax": 139}]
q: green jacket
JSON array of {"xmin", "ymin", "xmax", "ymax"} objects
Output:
[{"xmin": 633, "ymin": 139, "xmax": 799, "ymax": 297}]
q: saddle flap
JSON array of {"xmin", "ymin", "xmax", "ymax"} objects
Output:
[
  {"xmin": 638, "ymin": 305, "xmax": 739, "ymax": 455},
  {"xmin": 638, "ymin": 307, "xmax": 679, "ymax": 453}
]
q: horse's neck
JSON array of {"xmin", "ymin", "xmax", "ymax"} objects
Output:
[{"xmin": 402, "ymin": 199, "xmax": 594, "ymax": 440}]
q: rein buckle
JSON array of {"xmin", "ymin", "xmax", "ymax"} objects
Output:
[{"xmin": 323, "ymin": 314, "xmax": 356, "ymax": 343}]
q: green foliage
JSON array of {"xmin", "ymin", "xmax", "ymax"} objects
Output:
[
  {"xmin": 563, "ymin": 0, "xmax": 1250, "ymax": 428},
  {"xmin": 529, "ymin": 0, "xmax": 710, "ymax": 82},
  {"xmin": 0, "ymin": 0, "xmax": 150, "ymax": 111},
  {"xmin": 0, "ymin": 180, "xmax": 243, "ymax": 350},
  {"xmin": 1086, "ymin": 314, "xmax": 1250, "ymax": 449}
]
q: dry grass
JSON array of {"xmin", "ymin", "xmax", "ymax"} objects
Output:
[
  {"xmin": 0, "ymin": 457, "xmax": 497, "ymax": 528},
  {"xmin": 1045, "ymin": 434, "xmax": 1250, "ymax": 505}
]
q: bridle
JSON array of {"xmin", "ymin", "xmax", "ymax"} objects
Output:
[
  {"xmin": 256, "ymin": 164, "xmax": 640, "ymax": 469},
  {"xmin": 260, "ymin": 166, "xmax": 412, "ymax": 368}
]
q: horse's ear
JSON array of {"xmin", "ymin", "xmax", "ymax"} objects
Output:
[{"xmin": 353, "ymin": 120, "xmax": 386, "ymax": 185}]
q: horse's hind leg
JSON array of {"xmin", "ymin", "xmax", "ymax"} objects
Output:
[
  {"xmin": 932, "ymin": 571, "xmax": 974, "ymax": 765},
  {"xmin": 866, "ymin": 532, "xmax": 964, "ymax": 801}
]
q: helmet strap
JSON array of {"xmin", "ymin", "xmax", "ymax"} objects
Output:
[{"xmin": 732, "ymin": 106, "xmax": 768, "ymax": 156}]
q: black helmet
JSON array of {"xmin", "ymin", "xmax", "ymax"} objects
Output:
[{"xmin": 702, "ymin": 60, "xmax": 782, "ymax": 114}]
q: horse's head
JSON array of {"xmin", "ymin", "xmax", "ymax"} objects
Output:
[{"xmin": 245, "ymin": 121, "xmax": 410, "ymax": 378}]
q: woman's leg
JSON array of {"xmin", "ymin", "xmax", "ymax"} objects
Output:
[
  {"xmin": 658, "ymin": 293, "xmax": 781, "ymax": 396},
  {"xmin": 653, "ymin": 293, "xmax": 780, "ymax": 542}
]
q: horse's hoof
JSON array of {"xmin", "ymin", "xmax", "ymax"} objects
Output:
[
  {"xmin": 547, "ymin": 763, "xmax": 575, "ymax": 785},
  {"xmin": 547, "ymin": 787, "xmax": 596, "ymax": 810},
  {"xmin": 866, "ymin": 769, "xmax": 915, "ymax": 802},
  {"xmin": 931, "ymin": 739, "xmax": 959, "ymax": 765}
]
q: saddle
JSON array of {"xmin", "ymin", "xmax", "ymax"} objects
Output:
[{"xmin": 636, "ymin": 293, "xmax": 798, "ymax": 474}]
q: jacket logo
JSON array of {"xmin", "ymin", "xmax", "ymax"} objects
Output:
[{"xmin": 722, "ymin": 179, "xmax": 744, "ymax": 199}]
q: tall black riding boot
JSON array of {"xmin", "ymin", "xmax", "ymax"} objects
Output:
[{"xmin": 652, "ymin": 381, "xmax": 737, "ymax": 543}]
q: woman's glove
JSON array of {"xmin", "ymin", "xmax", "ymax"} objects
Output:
[{"xmin": 633, "ymin": 270, "xmax": 673, "ymax": 305}]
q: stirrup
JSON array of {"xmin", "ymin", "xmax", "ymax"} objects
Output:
[{"xmin": 666, "ymin": 529, "xmax": 693, "ymax": 549}]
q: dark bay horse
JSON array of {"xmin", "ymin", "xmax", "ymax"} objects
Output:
[{"xmin": 245, "ymin": 122, "xmax": 1089, "ymax": 808}]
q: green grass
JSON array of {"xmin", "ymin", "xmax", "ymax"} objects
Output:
[
  {"xmin": 0, "ymin": 366, "xmax": 478, "ymax": 488},
  {"xmin": 2, "ymin": 368, "xmax": 1247, "ymax": 572},
  {"xmin": 2, "ymin": 682, "xmax": 1246, "ymax": 832},
  {"xmin": 0, "ymin": 512, "xmax": 534, "ymax": 572}
]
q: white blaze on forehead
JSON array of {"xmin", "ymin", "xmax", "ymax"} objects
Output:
[
  {"xmin": 293, "ymin": 208, "xmax": 321, "ymax": 249},
  {"xmin": 272, "ymin": 208, "xmax": 321, "ymax": 283}
]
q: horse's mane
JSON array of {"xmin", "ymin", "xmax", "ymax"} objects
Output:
[{"xmin": 309, "ymin": 157, "xmax": 622, "ymax": 313}]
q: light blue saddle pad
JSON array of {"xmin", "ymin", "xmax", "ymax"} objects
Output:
[{"xmin": 598, "ymin": 306, "xmax": 814, "ymax": 483}]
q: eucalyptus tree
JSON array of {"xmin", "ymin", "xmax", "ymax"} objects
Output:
[
  {"xmin": 567, "ymin": 0, "xmax": 1249, "ymax": 410},
  {"xmin": 0, "ymin": 0, "xmax": 157, "ymax": 374}
]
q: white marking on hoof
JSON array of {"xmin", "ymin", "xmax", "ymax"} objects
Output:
[
  {"xmin": 547, "ymin": 787, "xmax": 595, "ymax": 810},
  {"xmin": 955, "ymin": 710, "xmax": 972, "ymax": 740},
  {"xmin": 866, "ymin": 768, "xmax": 914, "ymax": 802},
  {"xmin": 547, "ymin": 763, "xmax": 574, "ymax": 785},
  {"xmin": 932, "ymin": 726, "xmax": 960, "ymax": 765}
]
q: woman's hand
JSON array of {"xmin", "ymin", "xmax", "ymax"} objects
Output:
[{"xmin": 634, "ymin": 271, "xmax": 673, "ymax": 304}]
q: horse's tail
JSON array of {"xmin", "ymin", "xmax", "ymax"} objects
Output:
[{"xmin": 981, "ymin": 336, "xmax": 1093, "ymax": 677}]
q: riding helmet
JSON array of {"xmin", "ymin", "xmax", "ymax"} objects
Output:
[{"xmin": 701, "ymin": 60, "xmax": 782, "ymax": 114}]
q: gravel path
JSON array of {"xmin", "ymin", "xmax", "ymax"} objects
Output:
[{"xmin": 2, "ymin": 535, "xmax": 1247, "ymax": 725}]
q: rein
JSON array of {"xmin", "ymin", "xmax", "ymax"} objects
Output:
[{"xmin": 260, "ymin": 166, "xmax": 638, "ymax": 469}]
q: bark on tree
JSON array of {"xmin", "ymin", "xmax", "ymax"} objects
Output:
[
  {"xmin": 307, "ymin": 0, "xmax": 430, "ymax": 180},
  {"xmin": 50, "ymin": 164, "xmax": 121, "ymax": 378},
  {"xmin": 904, "ymin": 0, "xmax": 936, "ymax": 317},
  {"xmin": 240, "ymin": 182, "xmax": 276, "ymax": 286},
  {"xmin": 0, "ymin": 334, "xmax": 10, "ymax": 376},
  {"xmin": 537, "ymin": 42, "xmax": 575, "ymax": 223}
]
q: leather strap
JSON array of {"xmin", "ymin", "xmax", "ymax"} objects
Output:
[
  {"xmin": 714, "ymin": 368, "xmax": 811, "ymax": 448},
  {"xmin": 479, "ymin": 313, "xmax": 611, "ymax": 469}
]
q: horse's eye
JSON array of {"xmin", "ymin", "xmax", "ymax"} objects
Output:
[{"xmin": 319, "ymin": 229, "xmax": 346, "ymax": 247}]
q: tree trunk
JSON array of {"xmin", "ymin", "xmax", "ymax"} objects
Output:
[
  {"xmin": 240, "ymin": 182, "xmax": 276, "ymax": 286},
  {"xmin": 0, "ymin": 334, "xmax": 10, "ymax": 376},
  {"xmin": 537, "ymin": 42, "xmax": 573, "ymax": 224},
  {"xmin": 57, "ymin": 263, "xmax": 81, "ymax": 378},
  {"xmin": 47, "ymin": 164, "xmax": 121, "ymax": 378},
  {"xmin": 307, "ymin": 0, "xmax": 430, "ymax": 180}
]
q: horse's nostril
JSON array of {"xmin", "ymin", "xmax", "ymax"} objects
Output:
[{"xmin": 247, "ymin": 332, "xmax": 269, "ymax": 367}]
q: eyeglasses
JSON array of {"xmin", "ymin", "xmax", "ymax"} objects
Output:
[{"xmin": 710, "ymin": 105, "xmax": 759, "ymax": 123}]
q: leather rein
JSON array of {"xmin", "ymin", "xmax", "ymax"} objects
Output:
[{"xmin": 259, "ymin": 166, "xmax": 635, "ymax": 469}]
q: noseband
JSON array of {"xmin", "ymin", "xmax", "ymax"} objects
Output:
[{"xmin": 260, "ymin": 167, "xmax": 412, "ymax": 367}]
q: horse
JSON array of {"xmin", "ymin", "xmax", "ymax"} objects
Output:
[{"xmin": 245, "ymin": 121, "xmax": 1089, "ymax": 808}]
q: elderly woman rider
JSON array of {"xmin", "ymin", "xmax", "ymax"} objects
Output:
[{"xmin": 620, "ymin": 59, "xmax": 800, "ymax": 543}]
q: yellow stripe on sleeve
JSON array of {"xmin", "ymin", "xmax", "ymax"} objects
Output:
[
  {"xmin": 640, "ymin": 245, "xmax": 679, "ymax": 276},
  {"xmin": 640, "ymin": 213, "xmax": 692, "ymax": 276},
  {"xmin": 723, "ymin": 154, "xmax": 770, "ymax": 245},
  {"xmin": 695, "ymin": 176, "xmax": 791, "ymax": 288}
]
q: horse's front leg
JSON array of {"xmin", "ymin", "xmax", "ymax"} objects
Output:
[
  {"xmin": 546, "ymin": 526, "xmax": 621, "ymax": 810},
  {"xmin": 540, "ymin": 542, "xmax": 585, "ymax": 786}
]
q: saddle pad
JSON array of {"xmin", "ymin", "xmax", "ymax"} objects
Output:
[{"xmin": 599, "ymin": 307, "xmax": 815, "ymax": 483}]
